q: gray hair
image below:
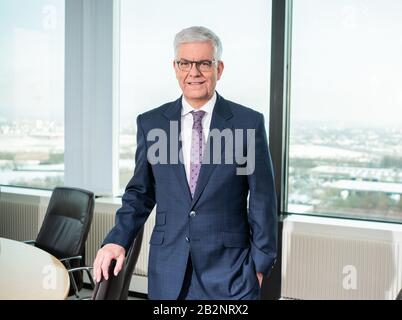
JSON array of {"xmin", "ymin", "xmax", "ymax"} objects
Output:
[{"xmin": 174, "ymin": 26, "xmax": 223, "ymax": 61}]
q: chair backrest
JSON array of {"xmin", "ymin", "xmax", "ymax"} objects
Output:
[
  {"xmin": 92, "ymin": 227, "xmax": 144, "ymax": 300},
  {"xmin": 35, "ymin": 187, "xmax": 95, "ymax": 259}
]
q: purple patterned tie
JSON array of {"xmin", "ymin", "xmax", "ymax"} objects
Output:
[{"xmin": 189, "ymin": 110, "xmax": 206, "ymax": 198}]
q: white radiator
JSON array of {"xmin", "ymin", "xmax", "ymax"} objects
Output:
[
  {"xmin": 0, "ymin": 200, "xmax": 47, "ymax": 241},
  {"xmin": 282, "ymin": 216, "xmax": 402, "ymax": 300}
]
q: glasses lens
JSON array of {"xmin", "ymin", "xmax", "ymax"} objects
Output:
[
  {"xmin": 198, "ymin": 61, "xmax": 213, "ymax": 72},
  {"xmin": 178, "ymin": 61, "xmax": 191, "ymax": 71}
]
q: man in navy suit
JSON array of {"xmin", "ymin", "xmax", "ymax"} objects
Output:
[{"xmin": 93, "ymin": 26, "xmax": 277, "ymax": 300}]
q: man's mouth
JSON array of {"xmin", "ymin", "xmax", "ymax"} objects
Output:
[{"xmin": 187, "ymin": 81, "xmax": 206, "ymax": 85}]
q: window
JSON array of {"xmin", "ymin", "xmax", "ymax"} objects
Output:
[
  {"xmin": 0, "ymin": 0, "xmax": 65, "ymax": 189},
  {"xmin": 287, "ymin": 0, "xmax": 402, "ymax": 222},
  {"xmin": 119, "ymin": 0, "xmax": 272, "ymax": 191}
]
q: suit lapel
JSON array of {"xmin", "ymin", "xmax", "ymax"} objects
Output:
[
  {"xmin": 163, "ymin": 97, "xmax": 192, "ymax": 204},
  {"xmin": 191, "ymin": 94, "xmax": 233, "ymax": 207}
]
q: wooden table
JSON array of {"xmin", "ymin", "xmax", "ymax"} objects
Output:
[{"xmin": 0, "ymin": 237, "xmax": 70, "ymax": 300}]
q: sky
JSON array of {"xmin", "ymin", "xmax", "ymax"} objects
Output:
[
  {"xmin": 0, "ymin": 0, "xmax": 401, "ymax": 127},
  {"xmin": 0, "ymin": 0, "xmax": 64, "ymax": 122},
  {"xmin": 291, "ymin": 0, "xmax": 402, "ymax": 126}
]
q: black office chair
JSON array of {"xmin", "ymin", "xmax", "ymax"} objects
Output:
[
  {"xmin": 25, "ymin": 186, "xmax": 95, "ymax": 298},
  {"xmin": 92, "ymin": 227, "xmax": 144, "ymax": 300}
]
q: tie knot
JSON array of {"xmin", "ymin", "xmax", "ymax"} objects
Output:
[{"xmin": 191, "ymin": 110, "xmax": 206, "ymax": 125}]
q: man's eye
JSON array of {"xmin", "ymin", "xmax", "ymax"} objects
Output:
[
  {"xmin": 180, "ymin": 62, "xmax": 190, "ymax": 67},
  {"xmin": 201, "ymin": 61, "xmax": 211, "ymax": 67}
]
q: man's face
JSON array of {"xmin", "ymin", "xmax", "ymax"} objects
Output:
[{"xmin": 174, "ymin": 41, "xmax": 224, "ymax": 108}]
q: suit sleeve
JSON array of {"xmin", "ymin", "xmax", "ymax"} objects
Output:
[
  {"xmin": 247, "ymin": 113, "xmax": 278, "ymax": 276},
  {"xmin": 103, "ymin": 114, "xmax": 156, "ymax": 251}
]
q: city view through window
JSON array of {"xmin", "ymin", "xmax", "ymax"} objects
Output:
[
  {"xmin": 289, "ymin": 124, "xmax": 402, "ymax": 221},
  {"xmin": 288, "ymin": 0, "xmax": 402, "ymax": 222},
  {"xmin": 0, "ymin": 0, "xmax": 65, "ymax": 189}
]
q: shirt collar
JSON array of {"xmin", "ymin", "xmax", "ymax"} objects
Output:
[{"xmin": 181, "ymin": 91, "xmax": 217, "ymax": 117}]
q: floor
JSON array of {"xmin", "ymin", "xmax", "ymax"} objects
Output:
[{"xmin": 67, "ymin": 288, "xmax": 145, "ymax": 300}]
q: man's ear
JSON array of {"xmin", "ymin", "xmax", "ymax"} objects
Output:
[
  {"xmin": 173, "ymin": 60, "xmax": 180, "ymax": 80},
  {"xmin": 217, "ymin": 61, "xmax": 224, "ymax": 80}
]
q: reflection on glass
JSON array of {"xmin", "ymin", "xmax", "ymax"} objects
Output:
[{"xmin": 288, "ymin": 0, "xmax": 402, "ymax": 222}]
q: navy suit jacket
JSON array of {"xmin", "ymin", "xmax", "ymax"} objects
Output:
[{"xmin": 103, "ymin": 93, "xmax": 277, "ymax": 299}]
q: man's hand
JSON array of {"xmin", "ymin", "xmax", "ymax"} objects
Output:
[
  {"xmin": 257, "ymin": 272, "xmax": 263, "ymax": 287},
  {"xmin": 93, "ymin": 244, "xmax": 126, "ymax": 283}
]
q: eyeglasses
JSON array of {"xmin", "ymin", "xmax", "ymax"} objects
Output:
[{"xmin": 175, "ymin": 59, "xmax": 217, "ymax": 72}]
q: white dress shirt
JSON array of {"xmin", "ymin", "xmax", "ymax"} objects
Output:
[{"xmin": 181, "ymin": 92, "xmax": 217, "ymax": 185}]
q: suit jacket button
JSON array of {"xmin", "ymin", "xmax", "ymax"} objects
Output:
[
  {"xmin": 189, "ymin": 211, "xmax": 196, "ymax": 217},
  {"xmin": 185, "ymin": 236, "xmax": 190, "ymax": 243}
]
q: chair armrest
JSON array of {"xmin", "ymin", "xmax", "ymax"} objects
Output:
[
  {"xmin": 68, "ymin": 266, "xmax": 93, "ymax": 273},
  {"xmin": 59, "ymin": 255, "xmax": 83, "ymax": 263},
  {"xmin": 68, "ymin": 266, "xmax": 95, "ymax": 291},
  {"xmin": 23, "ymin": 240, "xmax": 36, "ymax": 245},
  {"xmin": 67, "ymin": 266, "xmax": 95, "ymax": 300}
]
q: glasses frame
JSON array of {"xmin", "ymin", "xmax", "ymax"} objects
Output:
[{"xmin": 175, "ymin": 59, "xmax": 218, "ymax": 72}]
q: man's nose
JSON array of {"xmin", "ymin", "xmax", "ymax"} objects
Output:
[{"xmin": 189, "ymin": 62, "xmax": 202, "ymax": 76}]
